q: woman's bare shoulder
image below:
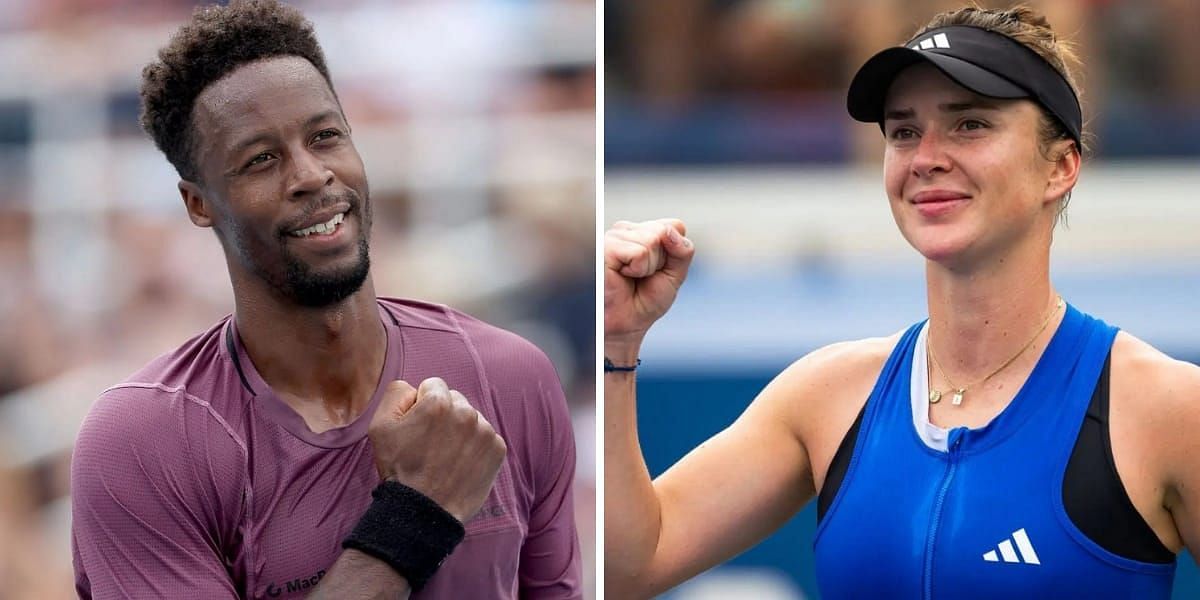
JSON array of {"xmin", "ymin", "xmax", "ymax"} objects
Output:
[
  {"xmin": 1111, "ymin": 331, "xmax": 1200, "ymax": 429},
  {"xmin": 755, "ymin": 330, "xmax": 905, "ymax": 439},
  {"xmin": 772, "ymin": 331, "xmax": 904, "ymax": 393}
]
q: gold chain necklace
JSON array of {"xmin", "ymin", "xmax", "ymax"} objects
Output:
[{"xmin": 928, "ymin": 296, "xmax": 1064, "ymax": 406}]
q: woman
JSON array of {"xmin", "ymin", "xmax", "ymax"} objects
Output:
[{"xmin": 604, "ymin": 6, "xmax": 1200, "ymax": 598}]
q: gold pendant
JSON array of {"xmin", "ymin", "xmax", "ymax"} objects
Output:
[
  {"xmin": 929, "ymin": 390, "xmax": 941, "ymax": 404},
  {"xmin": 952, "ymin": 390, "xmax": 965, "ymax": 406}
]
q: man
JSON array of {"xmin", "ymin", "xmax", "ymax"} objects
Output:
[{"xmin": 70, "ymin": 1, "xmax": 581, "ymax": 598}]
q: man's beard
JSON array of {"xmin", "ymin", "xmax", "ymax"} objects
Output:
[
  {"xmin": 236, "ymin": 190, "xmax": 374, "ymax": 308},
  {"xmin": 281, "ymin": 234, "xmax": 371, "ymax": 307}
]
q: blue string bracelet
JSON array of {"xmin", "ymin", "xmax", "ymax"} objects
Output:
[{"xmin": 604, "ymin": 357, "xmax": 641, "ymax": 373}]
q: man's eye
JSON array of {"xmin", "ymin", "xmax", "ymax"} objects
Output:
[
  {"xmin": 313, "ymin": 129, "xmax": 340, "ymax": 143},
  {"xmin": 960, "ymin": 119, "xmax": 988, "ymax": 131},
  {"xmin": 246, "ymin": 153, "xmax": 273, "ymax": 168},
  {"xmin": 889, "ymin": 127, "xmax": 917, "ymax": 140}
]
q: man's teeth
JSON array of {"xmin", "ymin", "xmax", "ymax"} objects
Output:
[{"xmin": 290, "ymin": 212, "xmax": 345, "ymax": 237}]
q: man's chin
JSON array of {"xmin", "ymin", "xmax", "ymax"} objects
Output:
[
  {"xmin": 289, "ymin": 278, "xmax": 368, "ymax": 307},
  {"xmin": 284, "ymin": 258, "xmax": 371, "ymax": 308}
]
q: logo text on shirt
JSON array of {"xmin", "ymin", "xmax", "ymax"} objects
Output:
[
  {"xmin": 266, "ymin": 569, "xmax": 327, "ymax": 597},
  {"xmin": 468, "ymin": 503, "xmax": 507, "ymax": 522}
]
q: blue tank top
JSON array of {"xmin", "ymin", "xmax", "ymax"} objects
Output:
[{"xmin": 813, "ymin": 304, "xmax": 1175, "ymax": 598}]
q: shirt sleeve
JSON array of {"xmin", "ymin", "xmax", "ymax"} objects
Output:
[
  {"xmin": 71, "ymin": 384, "xmax": 245, "ymax": 600},
  {"xmin": 515, "ymin": 351, "xmax": 583, "ymax": 599}
]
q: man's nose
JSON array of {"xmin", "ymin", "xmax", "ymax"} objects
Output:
[{"xmin": 287, "ymin": 148, "xmax": 334, "ymax": 199}]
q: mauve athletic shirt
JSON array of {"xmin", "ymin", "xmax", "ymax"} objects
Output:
[{"xmin": 71, "ymin": 298, "xmax": 581, "ymax": 599}]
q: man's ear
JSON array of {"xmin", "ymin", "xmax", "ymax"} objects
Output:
[{"xmin": 179, "ymin": 179, "xmax": 215, "ymax": 228}]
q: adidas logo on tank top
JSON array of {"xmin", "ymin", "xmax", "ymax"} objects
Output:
[{"xmin": 982, "ymin": 528, "xmax": 1041, "ymax": 565}]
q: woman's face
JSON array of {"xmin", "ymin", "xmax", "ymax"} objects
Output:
[{"xmin": 882, "ymin": 63, "xmax": 1070, "ymax": 269}]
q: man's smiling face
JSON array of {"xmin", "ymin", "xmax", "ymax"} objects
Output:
[{"xmin": 185, "ymin": 55, "xmax": 372, "ymax": 307}]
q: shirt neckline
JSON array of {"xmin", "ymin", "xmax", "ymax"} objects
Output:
[
  {"xmin": 222, "ymin": 301, "xmax": 403, "ymax": 448},
  {"xmin": 908, "ymin": 304, "xmax": 1083, "ymax": 454}
]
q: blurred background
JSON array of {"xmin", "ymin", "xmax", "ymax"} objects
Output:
[
  {"xmin": 606, "ymin": 0, "xmax": 1200, "ymax": 598},
  {"xmin": 0, "ymin": 1, "xmax": 594, "ymax": 598}
]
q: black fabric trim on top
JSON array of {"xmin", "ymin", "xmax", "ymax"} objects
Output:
[
  {"xmin": 817, "ymin": 350, "xmax": 1173, "ymax": 564},
  {"xmin": 225, "ymin": 321, "xmax": 256, "ymax": 397},
  {"xmin": 817, "ymin": 404, "xmax": 865, "ymax": 522},
  {"xmin": 384, "ymin": 304, "xmax": 401, "ymax": 327},
  {"xmin": 222, "ymin": 306, "xmax": 397, "ymax": 397},
  {"xmin": 1063, "ymin": 351, "xmax": 1173, "ymax": 563}
]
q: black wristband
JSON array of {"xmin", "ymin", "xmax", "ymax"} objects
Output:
[
  {"xmin": 342, "ymin": 480, "xmax": 466, "ymax": 591},
  {"xmin": 604, "ymin": 357, "xmax": 641, "ymax": 373}
]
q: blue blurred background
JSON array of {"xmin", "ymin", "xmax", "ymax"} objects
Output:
[
  {"xmin": 0, "ymin": 1, "xmax": 594, "ymax": 598},
  {"xmin": 605, "ymin": 0, "xmax": 1200, "ymax": 597}
]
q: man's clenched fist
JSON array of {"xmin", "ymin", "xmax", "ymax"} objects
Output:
[{"xmin": 368, "ymin": 378, "xmax": 506, "ymax": 523}]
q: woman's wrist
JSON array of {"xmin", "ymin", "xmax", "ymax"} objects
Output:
[{"xmin": 604, "ymin": 337, "xmax": 644, "ymax": 365}]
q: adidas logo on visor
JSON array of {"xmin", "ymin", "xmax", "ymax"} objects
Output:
[
  {"xmin": 982, "ymin": 528, "xmax": 1041, "ymax": 565},
  {"xmin": 910, "ymin": 33, "xmax": 951, "ymax": 50}
]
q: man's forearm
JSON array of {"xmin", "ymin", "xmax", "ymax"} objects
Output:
[{"xmin": 308, "ymin": 549, "xmax": 411, "ymax": 600}]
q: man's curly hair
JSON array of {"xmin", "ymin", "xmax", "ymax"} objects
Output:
[{"xmin": 140, "ymin": 0, "xmax": 336, "ymax": 182}]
